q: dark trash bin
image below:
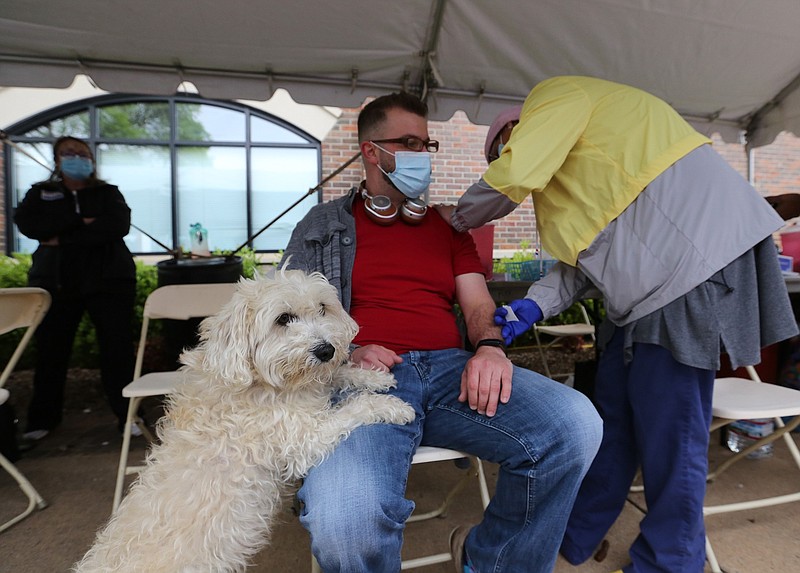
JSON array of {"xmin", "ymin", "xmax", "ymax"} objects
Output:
[{"xmin": 156, "ymin": 256, "xmax": 243, "ymax": 369}]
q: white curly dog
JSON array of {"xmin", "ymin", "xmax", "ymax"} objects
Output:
[{"xmin": 74, "ymin": 270, "xmax": 414, "ymax": 572}]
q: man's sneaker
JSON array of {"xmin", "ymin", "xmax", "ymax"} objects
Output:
[{"xmin": 22, "ymin": 429, "xmax": 49, "ymax": 441}]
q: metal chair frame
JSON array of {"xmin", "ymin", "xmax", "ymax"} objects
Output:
[
  {"xmin": 533, "ymin": 303, "xmax": 595, "ymax": 379},
  {"xmin": 112, "ymin": 282, "xmax": 237, "ymax": 513},
  {"xmin": 0, "ymin": 287, "xmax": 52, "ymax": 533},
  {"xmin": 703, "ymin": 365, "xmax": 800, "ymax": 572}
]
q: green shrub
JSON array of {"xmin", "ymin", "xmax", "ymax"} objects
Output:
[
  {"xmin": 0, "ymin": 255, "xmax": 34, "ymax": 368},
  {"xmin": 0, "ymin": 253, "xmax": 32, "ymax": 288}
]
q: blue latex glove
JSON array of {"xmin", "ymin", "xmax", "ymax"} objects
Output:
[{"xmin": 494, "ymin": 298, "xmax": 543, "ymax": 346}]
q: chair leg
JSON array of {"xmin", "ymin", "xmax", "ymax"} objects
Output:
[
  {"xmin": 705, "ymin": 535, "xmax": 723, "ymax": 573},
  {"xmin": 533, "ymin": 327, "xmax": 552, "ymax": 378},
  {"xmin": 475, "ymin": 458, "xmax": 490, "ymax": 508},
  {"xmin": 113, "ymin": 396, "xmax": 142, "ymax": 513},
  {"xmin": 0, "ymin": 452, "xmax": 47, "ymax": 533}
]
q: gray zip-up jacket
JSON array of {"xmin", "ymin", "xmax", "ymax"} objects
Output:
[{"xmin": 281, "ymin": 189, "xmax": 359, "ymax": 311}]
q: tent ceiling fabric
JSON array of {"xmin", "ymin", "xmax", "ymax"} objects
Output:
[{"xmin": 1, "ymin": 0, "xmax": 799, "ymax": 147}]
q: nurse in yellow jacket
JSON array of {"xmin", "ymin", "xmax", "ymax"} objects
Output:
[{"xmin": 442, "ymin": 76, "xmax": 797, "ymax": 573}]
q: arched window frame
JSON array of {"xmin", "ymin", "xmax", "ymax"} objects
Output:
[{"xmin": 3, "ymin": 93, "xmax": 322, "ymax": 255}]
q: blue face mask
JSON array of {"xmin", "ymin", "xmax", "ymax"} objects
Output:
[
  {"xmin": 60, "ymin": 156, "xmax": 94, "ymax": 181},
  {"xmin": 373, "ymin": 144, "xmax": 432, "ymax": 199}
]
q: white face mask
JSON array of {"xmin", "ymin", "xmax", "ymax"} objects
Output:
[{"xmin": 373, "ymin": 143, "xmax": 432, "ymax": 199}]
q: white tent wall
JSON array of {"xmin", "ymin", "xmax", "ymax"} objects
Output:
[
  {"xmin": 3, "ymin": 0, "xmax": 800, "ymax": 255},
  {"xmin": 1, "ymin": 0, "xmax": 800, "ymax": 144}
]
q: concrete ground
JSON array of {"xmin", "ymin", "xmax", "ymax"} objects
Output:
[{"xmin": 2, "ymin": 389, "xmax": 800, "ymax": 572}]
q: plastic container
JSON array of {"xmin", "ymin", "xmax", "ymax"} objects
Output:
[
  {"xmin": 726, "ymin": 418, "xmax": 775, "ymax": 459},
  {"xmin": 504, "ymin": 259, "xmax": 557, "ymax": 281},
  {"xmin": 189, "ymin": 223, "xmax": 211, "ymax": 256}
]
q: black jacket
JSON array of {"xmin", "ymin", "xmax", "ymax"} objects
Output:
[{"xmin": 14, "ymin": 179, "xmax": 136, "ymax": 294}]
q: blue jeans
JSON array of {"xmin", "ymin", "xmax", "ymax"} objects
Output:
[
  {"xmin": 560, "ymin": 328, "xmax": 714, "ymax": 573},
  {"xmin": 299, "ymin": 349, "xmax": 602, "ymax": 572}
]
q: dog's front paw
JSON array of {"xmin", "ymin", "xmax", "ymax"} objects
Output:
[
  {"xmin": 370, "ymin": 394, "xmax": 415, "ymax": 425},
  {"xmin": 337, "ymin": 392, "xmax": 415, "ymax": 427},
  {"xmin": 333, "ymin": 364, "xmax": 398, "ymax": 392}
]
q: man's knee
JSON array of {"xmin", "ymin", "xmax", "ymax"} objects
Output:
[
  {"xmin": 570, "ymin": 391, "xmax": 603, "ymax": 466},
  {"xmin": 303, "ymin": 494, "xmax": 410, "ymax": 568}
]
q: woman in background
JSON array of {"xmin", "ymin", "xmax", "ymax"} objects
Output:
[{"xmin": 14, "ymin": 136, "xmax": 136, "ymax": 440}]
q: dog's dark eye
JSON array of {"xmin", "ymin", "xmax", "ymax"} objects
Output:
[
  {"xmin": 319, "ymin": 304, "xmax": 326, "ymax": 316},
  {"xmin": 276, "ymin": 313, "xmax": 296, "ymax": 326}
]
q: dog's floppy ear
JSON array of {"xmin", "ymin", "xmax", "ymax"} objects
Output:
[{"xmin": 195, "ymin": 288, "xmax": 254, "ymax": 386}]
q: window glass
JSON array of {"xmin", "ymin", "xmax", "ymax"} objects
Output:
[
  {"xmin": 176, "ymin": 103, "xmax": 244, "ymax": 142},
  {"xmin": 20, "ymin": 112, "xmax": 90, "ymax": 139},
  {"xmin": 12, "ymin": 143, "xmax": 56, "ymax": 254},
  {"xmin": 97, "ymin": 144, "xmax": 172, "ymax": 254},
  {"xmin": 98, "ymin": 102, "xmax": 171, "ymax": 140},
  {"xmin": 177, "ymin": 146, "xmax": 247, "ymax": 251},
  {"xmin": 250, "ymin": 148, "xmax": 319, "ymax": 250},
  {"xmin": 6, "ymin": 96, "xmax": 320, "ymax": 255},
  {"xmin": 251, "ymin": 116, "xmax": 307, "ymax": 144}
]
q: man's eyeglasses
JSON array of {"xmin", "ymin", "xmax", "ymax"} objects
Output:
[
  {"xmin": 371, "ymin": 136, "xmax": 439, "ymax": 153},
  {"xmin": 59, "ymin": 152, "xmax": 92, "ymax": 159}
]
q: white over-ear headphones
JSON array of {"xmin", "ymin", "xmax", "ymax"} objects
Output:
[{"xmin": 361, "ymin": 188, "xmax": 427, "ymax": 226}]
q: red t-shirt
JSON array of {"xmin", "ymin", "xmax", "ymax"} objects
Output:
[{"xmin": 351, "ymin": 196, "xmax": 486, "ymax": 354}]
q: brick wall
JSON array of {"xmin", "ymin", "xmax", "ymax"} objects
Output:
[{"xmin": 752, "ymin": 132, "xmax": 800, "ymax": 195}]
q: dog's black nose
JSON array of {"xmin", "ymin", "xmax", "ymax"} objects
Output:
[{"xmin": 312, "ymin": 342, "xmax": 336, "ymax": 363}]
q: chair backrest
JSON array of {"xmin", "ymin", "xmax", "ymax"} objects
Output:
[
  {"xmin": 134, "ymin": 282, "xmax": 238, "ymax": 376},
  {"xmin": 143, "ymin": 282, "xmax": 238, "ymax": 321},
  {"xmin": 0, "ymin": 288, "xmax": 52, "ymax": 389}
]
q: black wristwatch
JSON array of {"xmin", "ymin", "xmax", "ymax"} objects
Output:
[{"xmin": 475, "ymin": 338, "xmax": 506, "ymax": 354}]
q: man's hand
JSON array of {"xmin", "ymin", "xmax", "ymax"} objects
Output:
[
  {"xmin": 494, "ymin": 298, "xmax": 543, "ymax": 346},
  {"xmin": 350, "ymin": 344, "xmax": 403, "ymax": 372},
  {"xmin": 460, "ymin": 345, "xmax": 513, "ymax": 417}
]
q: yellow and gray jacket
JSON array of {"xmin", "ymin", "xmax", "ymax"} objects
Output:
[{"xmin": 453, "ymin": 76, "xmax": 783, "ymax": 325}]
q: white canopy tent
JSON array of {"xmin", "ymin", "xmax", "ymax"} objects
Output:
[{"xmin": 1, "ymin": 0, "xmax": 799, "ymax": 147}]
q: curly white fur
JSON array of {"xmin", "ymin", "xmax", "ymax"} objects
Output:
[{"xmin": 74, "ymin": 270, "xmax": 414, "ymax": 573}]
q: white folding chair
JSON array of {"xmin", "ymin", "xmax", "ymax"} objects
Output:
[
  {"xmin": 703, "ymin": 365, "xmax": 800, "ymax": 573},
  {"xmin": 311, "ymin": 446, "xmax": 490, "ymax": 571},
  {"xmin": 112, "ymin": 282, "xmax": 237, "ymax": 513},
  {"xmin": 626, "ymin": 365, "xmax": 800, "ymax": 571},
  {"xmin": 0, "ymin": 287, "xmax": 51, "ymax": 533},
  {"xmin": 533, "ymin": 303, "xmax": 595, "ymax": 379}
]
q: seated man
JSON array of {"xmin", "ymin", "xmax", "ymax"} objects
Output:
[{"xmin": 280, "ymin": 92, "xmax": 602, "ymax": 573}]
